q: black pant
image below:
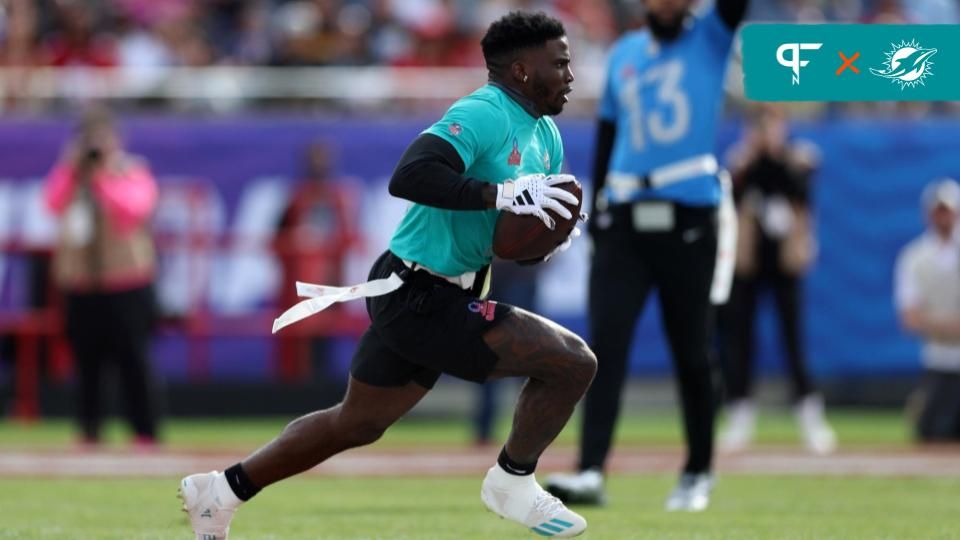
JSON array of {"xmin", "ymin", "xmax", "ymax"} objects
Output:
[
  {"xmin": 64, "ymin": 285, "xmax": 158, "ymax": 440},
  {"xmin": 718, "ymin": 260, "xmax": 813, "ymax": 403},
  {"xmin": 915, "ymin": 370, "xmax": 960, "ymax": 441},
  {"xmin": 581, "ymin": 202, "xmax": 719, "ymax": 475}
]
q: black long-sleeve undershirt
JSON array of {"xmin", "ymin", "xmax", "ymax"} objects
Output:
[
  {"xmin": 388, "ymin": 133, "xmax": 490, "ymax": 210},
  {"xmin": 589, "ymin": 119, "xmax": 616, "ymax": 218},
  {"xmin": 389, "ymin": 133, "xmax": 548, "ymax": 265},
  {"xmin": 717, "ymin": 0, "xmax": 749, "ymax": 30}
]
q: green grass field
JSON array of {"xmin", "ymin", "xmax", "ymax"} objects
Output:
[
  {"xmin": 0, "ymin": 408, "xmax": 914, "ymax": 449},
  {"xmin": 2, "ymin": 409, "xmax": 950, "ymax": 540},
  {"xmin": 1, "ymin": 474, "xmax": 957, "ymax": 540}
]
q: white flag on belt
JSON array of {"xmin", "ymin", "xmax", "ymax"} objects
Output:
[{"xmin": 272, "ymin": 272, "xmax": 404, "ymax": 334}]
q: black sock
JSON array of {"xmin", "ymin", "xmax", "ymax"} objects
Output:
[
  {"xmin": 497, "ymin": 447, "xmax": 537, "ymax": 476},
  {"xmin": 224, "ymin": 463, "xmax": 261, "ymax": 501}
]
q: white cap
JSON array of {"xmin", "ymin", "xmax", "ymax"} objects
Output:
[{"xmin": 922, "ymin": 178, "xmax": 960, "ymax": 212}]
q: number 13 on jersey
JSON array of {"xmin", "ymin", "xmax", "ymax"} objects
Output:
[{"xmin": 619, "ymin": 59, "xmax": 691, "ymax": 150}]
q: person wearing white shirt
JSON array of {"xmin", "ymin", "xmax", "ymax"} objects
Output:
[{"xmin": 894, "ymin": 177, "xmax": 960, "ymax": 441}]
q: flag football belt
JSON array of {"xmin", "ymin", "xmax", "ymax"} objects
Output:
[
  {"xmin": 401, "ymin": 259, "xmax": 476, "ymax": 290},
  {"xmin": 402, "ymin": 259, "xmax": 493, "ymax": 299},
  {"xmin": 271, "ymin": 257, "xmax": 490, "ymax": 334},
  {"xmin": 606, "ymin": 153, "xmax": 719, "ymax": 202}
]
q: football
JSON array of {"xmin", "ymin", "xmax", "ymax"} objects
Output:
[{"xmin": 492, "ymin": 180, "xmax": 582, "ymax": 261}]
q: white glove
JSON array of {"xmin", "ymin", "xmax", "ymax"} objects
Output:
[
  {"xmin": 496, "ymin": 173, "xmax": 579, "ymax": 230},
  {"xmin": 543, "ymin": 211, "xmax": 589, "ymax": 262}
]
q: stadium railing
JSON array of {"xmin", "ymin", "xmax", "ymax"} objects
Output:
[
  {"xmin": 0, "ymin": 66, "xmax": 606, "ymax": 113},
  {"xmin": 0, "ymin": 181, "xmax": 366, "ymax": 421}
]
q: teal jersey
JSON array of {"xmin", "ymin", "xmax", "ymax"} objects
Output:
[{"xmin": 389, "ymin": 84, "xmax": 564, "ymax": 276}]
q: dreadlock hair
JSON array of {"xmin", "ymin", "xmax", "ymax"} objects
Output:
[{"xmin": 481, "ymin": 11, "xmax": 566, "ymax": 76}]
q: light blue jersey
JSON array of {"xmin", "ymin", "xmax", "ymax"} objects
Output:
[
  {"xmin": 599, "ymin": 7, "xmax": 735, "ymax": 206},
  {"xmin": 390, "ymin": 84, "xmax": 564, "ymax": 276}
]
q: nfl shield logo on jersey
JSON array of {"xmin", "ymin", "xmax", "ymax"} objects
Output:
[{"xmin": 507, "ymin": 138, "xmax": 521, "ymax": 166}]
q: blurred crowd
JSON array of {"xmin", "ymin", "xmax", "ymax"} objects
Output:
[
  {"xmin": 750, "ymin": 0, "xmax": 958, "ymax": 23},
  {"xmin": 0, "ymin": 0, "xmax": 619, "ymax": 70},
  {"xmin": 2, "ymin": 0, "xmax": 957, "ymax": 70},
  {"xmin": 0, "ymin": 0, "xmax": 958, "ymax": 114}
]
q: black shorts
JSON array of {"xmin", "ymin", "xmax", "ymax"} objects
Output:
[{"xmin": 350, "ymin": 250, "xmax": 514, "ymax": 389}]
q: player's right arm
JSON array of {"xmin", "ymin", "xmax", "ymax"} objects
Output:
[
  {"xmin": 389, "ymin": 96, "xmax": 508, "ymax": 210},
  {"xmin": 388, "ymin": 133, "xmax": 497, "ymax": 210},
  {"xmin": 390, "ymin": 98, "xmax": 576, "ymax": 228},
  {"xmin": 389, "ymin": 134, "xmax": 574, "ymax": 227},
  {"xmin": 588, "ymin": 39, "xmax": 623, "ymax": 236}
]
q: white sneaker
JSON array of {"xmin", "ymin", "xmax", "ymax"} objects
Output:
[
  {"xmin": 179, "ymin": 471, "xmax": 242, "ymax": 540},
  {"xmin": 543, "ymin": 469, "xmax": 606, "ymax": 506},
  {"xmin": 719, "ymin": 399, "xmax": 756, "ymax": 453},
  {"xmin": 481, "ymin": 465, "xmax": 587, "ymax": 538},
  {"xmin": 796, "ymin": 394, "xmax": 837, "ymax": 455},
  {"xmin": 665, "ymin": 472, "xmax": 713, "ymax": 512}
]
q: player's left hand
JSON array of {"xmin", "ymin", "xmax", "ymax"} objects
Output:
[
  {"xmin": 517, "ymin": 210, "xmax": 588, "ymax": 265},
  {"xmin": 538, "ymin": 173, "xmax": 585, "ymax": 262}
]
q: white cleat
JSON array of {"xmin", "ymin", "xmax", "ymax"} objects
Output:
[
  {"xmin": 665, "ymin": 472, "xmax": 713, "ymax": 512},
  {"xmin": 543, "ymin": 469, "xmax": 606, "ymax": 506},
  {"xmin": 796, "ymin": 394, "xmax": 837, "ymax": 455},
  {"xmin": 719, "ymin": 399, "xmax": 756, "ymax": 453},
  {"xmin": 179, "ymin": 471, "xmax": 240, "ymax": 540},
  {"xmin": 481, "ymin": 465, "xmax": 587, "ymax": 537}
]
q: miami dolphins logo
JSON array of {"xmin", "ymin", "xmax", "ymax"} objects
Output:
[{"xmin": 870, "ymin": 39, "xmax": 937, "ymax": 90}]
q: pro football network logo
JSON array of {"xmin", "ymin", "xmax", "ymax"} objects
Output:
[
  {"xmin": 776, "ymin": 42, "xmax": 823, "ymax": 85},
  {"xmin": 870, "ymin": 39, "xmax": 937, "ymax": 89}
]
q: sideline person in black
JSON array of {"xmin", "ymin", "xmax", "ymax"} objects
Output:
[{"xmin": 716, "ymin": 104, "xmax": 836, "ymax": 455}]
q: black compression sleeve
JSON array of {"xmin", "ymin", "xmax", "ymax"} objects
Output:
[
  {"xmin": 590, "ymin": 119, "xmax": 616, "ymax": 215},
  {"xmin": 388, "ymin": 133, "xmax": 489, "ymax": 210},
  {"xmin": 717, "ymin": 0, "xmax": 749, "ymax": 29}
]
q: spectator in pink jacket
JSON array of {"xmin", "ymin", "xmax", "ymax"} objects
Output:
[{"xmin": 45, "ymin": 106, "xmax": 161, "ymax": 448}]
